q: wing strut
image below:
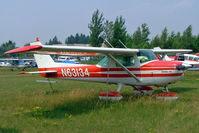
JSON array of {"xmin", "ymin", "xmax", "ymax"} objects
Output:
[{"xmin": 107, "ymin": 54, "xmax": 140, "ymax": 82}]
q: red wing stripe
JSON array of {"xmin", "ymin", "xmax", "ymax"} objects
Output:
[{"xmin": 50, "ymin": 73, "xmax": 183, "ymax": 78}]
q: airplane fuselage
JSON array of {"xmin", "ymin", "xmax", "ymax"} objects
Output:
[{"xmin": 39, "ymin": 60, "xmax": 184, "ymax": 87}]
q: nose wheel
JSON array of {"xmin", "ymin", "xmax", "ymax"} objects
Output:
[
  {"xmin": 133, "ymin": 86, "xmax": 154, "ymax": 95},
  {"xmin": 156, "ymin": 86, "xmax": 179, "ymax": 101}
]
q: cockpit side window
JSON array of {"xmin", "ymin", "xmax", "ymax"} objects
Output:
[
  {"xmin": 194, "ymin": 57, "xmax": 199, "ymax": 61},
  {"xmin": 137, "ymin": 50, "xmax": 158, "ymax": 63},
  {"xmin": 98, "ymin": 56, "xmax": 135, "ymax": 67},
  {"xmin": 116, "ymin": 56, "xmax": 135, "ymax": 66},
  {"xmin": 189, "ymin": 56, "xmax": 194, "ymax": 60}
]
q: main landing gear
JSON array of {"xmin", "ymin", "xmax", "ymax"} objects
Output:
[
  {"xmin": 99, "ymin": 83, "xmax": 123, "ymax": 101},
  {"xmin": 98, "ymin": 84, "xmax": 179, "ymax": 101},
  {"xmin": 156, "ymin": 86, "xmax": 179, "ymax": 101}
]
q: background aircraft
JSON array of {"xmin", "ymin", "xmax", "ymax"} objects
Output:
[
  {"xmin": 0, "ymin": 58, "xmax": 35, "ymax": 70},
  {"xmin": 154, "ymin": 47, "xmax": 199, "ymax": 71}
]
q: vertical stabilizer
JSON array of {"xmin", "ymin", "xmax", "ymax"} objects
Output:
[{"xmin": 34, "ymin": 54, "xmax": 56, "ymax": 68}]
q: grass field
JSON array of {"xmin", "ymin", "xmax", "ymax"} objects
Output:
[{"xmin": 0, "ymin": 69, "xmax": 199, "ymax": 133}]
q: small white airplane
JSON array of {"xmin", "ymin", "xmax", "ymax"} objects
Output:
[
  {"xmin": 168, "ymin": 54, "xmax": 199, "ymax": 71},
  {"xmin": 5, "ymin": 39, "xmax": 192, "ymax": 101},
  {"xmin": 0, "ymin": 61, "xmax": 12, "ymax": 67},
  {"xmin": 57, "ymin": 56, "xmax": 79, "ymax": 64},
  {"xmin": 0, "ymin": 58, "xmax": 35, "ymax": 68},
  {"xmin": 154, "ymin": 47, "xmax": 199, "ymax": 71}
]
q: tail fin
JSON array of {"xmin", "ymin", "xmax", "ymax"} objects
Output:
[
  {"xmin": 34, "ymin": 54, "xmax": 57, "ymax": 68},
  {"xmin": 31, "ymin": 40, "xmax": 57, "ymax": 68}
]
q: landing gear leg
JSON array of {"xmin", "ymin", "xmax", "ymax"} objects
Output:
[
  {"xmin": 117, "ymin": 83, "xmax": 123, "ymax": 92},
  {"xmin": 134, "ymin": 86, "xmax": 144, "ymax": 94},
  {"xmin": 157, "ymin": 86, "xmax": 179, "ymax": 101},
  {"xmin": 162, "ymin": 86, "xmax": 169, "ymax": 92}
]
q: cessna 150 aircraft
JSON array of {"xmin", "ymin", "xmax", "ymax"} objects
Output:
[{"xmin": 5, "ymin": 39, "xmax": 192, "ymax": 100}]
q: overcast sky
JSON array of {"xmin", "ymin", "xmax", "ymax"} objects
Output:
[{"xmin": 0, "ymin": 0, "xmax": 198, "ymax": 46}]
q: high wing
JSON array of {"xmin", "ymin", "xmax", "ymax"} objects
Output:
[{"xmin": 5, "ymin": 41, "xmax": 139, "ymax": 55}]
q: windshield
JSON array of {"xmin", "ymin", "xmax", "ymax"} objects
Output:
[
  {"xmin": 137, "ymin": 50, "xmax": 158, "ymax": 63},
  {"xmin": 97, "ymin": 56, "xmax": 109, "ymax": 67}
]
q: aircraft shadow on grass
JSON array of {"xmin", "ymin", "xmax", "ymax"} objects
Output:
[
  {"xmin": 39, "ymin": 96, "xmax": 116, "ymax": 119},
  {"xmin": 33, "ymin": 87, "xmax": 197, "ymax": 119},
  {"xmin": 0, "ymin": 127, "xmax": 21, "ymax": 133},
  {"xmin": 153, "ymin": 87, "xmax": 197, "ymax": 94}
]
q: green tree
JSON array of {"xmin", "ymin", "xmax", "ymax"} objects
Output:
[
  {"xmin": 132, "ymin": 23, "xmax": 150, "ymax": 48},
  {"xmin": 181, "ymin": 25, "xmax": 195, "ymax": 51},
  {"xmin": 160, "ymin": 27, "xmax": 169, "ymax": 48},
  {"xmin": 111, "ymin": 16, "xmax": 127, "ymax": 48},
  {"xmin": 88, "ymin": 9, "xmax": 104, "ymax": 47},
  {"xmin": 141, "ymin": 23, "xmax": 150, "ymax": 43},
  {"xmin": 150, "ymin": 35, "xmax": 161, "ymax": 48},
  {"xmin": 172, "ymin": 32, "xmax": 181, "ymax": 49},
  {"xmin": 125, "ymin": 34, "xmax": 134, "ymax": 48},
  {"xmin": 167, "ymin": 31, "xmax": 175, "ymax": 49},
  {"xmin": 65, "ymin": 33, "xmax": 89, "ymax": 44},
  {"xmin": 0, "ymin": 40, "xmax": 16, "ymax": 57},
  {"xmin": 132, "ymin": 27, "xmax": 142, "ymax": 48},
  {"xmin": 46, "ymin": 36, "xmax": 62, "ymax": 45},
  {"xmin": 194, "ymin": 34, "xmax": 199, "ymax": 52}
]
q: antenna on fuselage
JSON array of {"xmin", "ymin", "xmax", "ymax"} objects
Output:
[
  {"xmin": 119, "ymin": 40, "xmax": 127, "ymax": 48},
  {"xmin": 104, "ymin": 39, "xmax": 114, "ymax": 48}
]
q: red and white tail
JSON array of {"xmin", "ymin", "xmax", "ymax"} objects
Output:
[{"xmin": 30, "ymin": 41, "xmax": 75, "ymax": 69}]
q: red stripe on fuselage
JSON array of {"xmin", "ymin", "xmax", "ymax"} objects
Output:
[
  {"xmin": 40, "ymin": 72, "xmax": 183, "ymax": 78},
  {"xmin": 38, "ymin": 60, "xmax": 183, "ymax": 78}
]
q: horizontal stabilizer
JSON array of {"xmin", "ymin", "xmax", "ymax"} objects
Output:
[{"xmin": 18, "ymin": 70, "xmax": 57, "ymax": 75}]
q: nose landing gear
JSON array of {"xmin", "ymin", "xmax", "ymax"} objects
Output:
[{"xmin": 156, "ymin": 86, "xmax": 179, "ymax": 101}]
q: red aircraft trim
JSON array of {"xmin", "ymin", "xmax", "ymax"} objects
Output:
[
  {"xmin": 35, "ymin": 51, "xmax": 98, "ymax": 56},
  {"xmin": 4, "ymin": 45, "xmax": 42, "ymax": 54},
  {"xmin": 40, "ymin": 70, "xmax": 182, "ymax": 78},
  {"xmin": 38, "ymin": 66, "xmax": 177, "ymax": 73},
  {"xmin": 52, "ymin": 73, "xmax": 183, "ymax": 78}
]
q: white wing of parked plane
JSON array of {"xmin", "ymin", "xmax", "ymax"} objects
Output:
[{"xmin": 153, "ymin": 47, "xmax": 192, "ymax": 54}]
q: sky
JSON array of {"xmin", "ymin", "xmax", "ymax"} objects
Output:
[{"xmin": 0, "ymin": 0, "xmax": 198, "ymax": 46}]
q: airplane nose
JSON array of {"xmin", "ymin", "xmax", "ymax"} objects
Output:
[{"xmin": 176, "ymin": 63, "xmax": 192, "ymax": 70}]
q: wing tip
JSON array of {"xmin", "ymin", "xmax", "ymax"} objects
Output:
[{"xmin": 4, "ymin": 45, "xmax": 42, "ymax": 54}]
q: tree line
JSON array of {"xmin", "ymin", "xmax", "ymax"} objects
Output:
[
  {"xmin": 0, "ymin": 9, "xmax": 199, "ymax": 58},
  {"xmin": 88, "ymin": 10, "xmax": 199, "ymax": 52}
]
